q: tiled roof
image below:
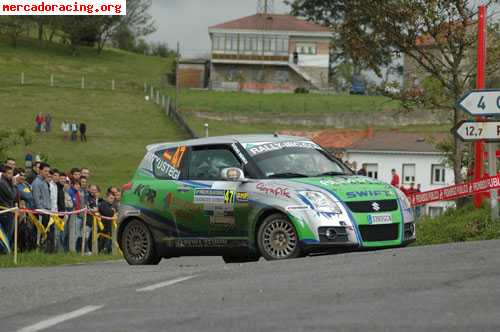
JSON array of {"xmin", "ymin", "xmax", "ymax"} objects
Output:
[
  {"xmin": 209, "ymin": 14, "xmax": 331, "ymax": 33},
  {"xmin": 348, "ymin": 132, "xmax": 449, "ymax": 153},
  {"xmin": 278, "ymin": 128, "xmax": 372, "ymax": 149},
  {"xmin": 279, "ymin": 129, "xmax": 449, "ymax": 153}
]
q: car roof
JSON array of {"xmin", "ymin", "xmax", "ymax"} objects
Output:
[{"xmin": 146, "ymin": 134, "xmax": 311, "ymax": 151}]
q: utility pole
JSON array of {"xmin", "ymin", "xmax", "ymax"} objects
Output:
[{"xmin": 175, "ymin": 41, "xmax": 180, "ymax": 111}]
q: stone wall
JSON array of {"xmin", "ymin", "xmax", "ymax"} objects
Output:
[
  {"xmin": 211, "ymin": 63, "xmax": 311, "ymax": 92},
  {"xmin": 188, "ymin": 108, "xmax": 453, "ymax": 129}
]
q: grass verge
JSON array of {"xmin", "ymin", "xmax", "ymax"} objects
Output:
[
  {"xmin": 415, "ymin": 203, "xmax": 500, "ymax": 246},
  {"xmin": 0, "ymin": 251, "xmax": 122, "ymax": 268},
  {"xmin": 169, "ymin": 89, "xmax": 401, "ymax": 115}
]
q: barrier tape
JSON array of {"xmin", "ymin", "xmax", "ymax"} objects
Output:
[
  {"xmin": 0, "ymin": 207, "xmax": 18, "ymax": 215},
  {"xmin": 410, "ymin": 174, "xmax": 500, "ymax": 206}
]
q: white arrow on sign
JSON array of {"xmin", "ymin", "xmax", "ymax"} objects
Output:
[
  {"xmin": 457, "ymin": 89, "xmax": 500, "ymax": 116},
  {"xmin": 454, "ymin": 121, "xmax": 500, "ymax": 142}
]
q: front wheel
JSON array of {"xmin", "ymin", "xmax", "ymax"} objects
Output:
[
  {"xmin": 257, "ymin": 214, "xmax": 301, "ymax": 261},
  {"xmin": 122, "ymin": 219, "xmax": 161, "ymax": 265}
]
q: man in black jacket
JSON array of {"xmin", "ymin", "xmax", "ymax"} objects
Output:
[
  {"xmin": 0, "ymin": 166, "xmax": 16, "ymax": 250},
  {"xmin": 79, "ymin": 122, "xmax": 87, "ymax": 142},
  {"xmin": 98, "ymin": 191, "xmax": 115, "ymax": 253}
]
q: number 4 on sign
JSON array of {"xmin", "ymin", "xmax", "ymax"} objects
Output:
[
  {"xmin": 457, "ymin": 90, "xmax": 500, "ymax": 116},
  {"xmin": 478, "ymin": 96, "xmax": 486, "ymax": 110}
]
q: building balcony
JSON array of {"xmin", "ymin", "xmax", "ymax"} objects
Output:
[{"xmin": 211, "ymin": 51, "xmax": 290, "ymax": 65}]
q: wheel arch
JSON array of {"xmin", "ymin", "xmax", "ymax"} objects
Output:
[{"xmin": 251, "ymin": 208, "xmax": 289, "ymax": 247}]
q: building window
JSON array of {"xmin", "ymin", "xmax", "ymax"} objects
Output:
[
  {"xmin": 431, "ymin": 164, "xmax": 446, "ymax": 185},
  {"xmin": 428, "ymin": 206, "xmax": 444, "ymax": 218},
  {"xmin": 225, "ymin": 34, "xmax": 232, "ymax": 51},
  {"xmin": 244, "ymin": 37, "xmax": 252, "ymax": 51},
  {"xmin": 213, "ymin": 35, "xmax": 224, "ymax": 51},
  {"xmin": 296, "ymin": 43, "xmax": 316, "ymax": 55},
  {"xmin": 402, "ymin": 164, "xmax": 416, "ymax": 184},
  {"xmin": 366, "ymin": 164, "xmax": 378, "ymax": 179},
  {"xmin": 263, "ymin": 37, "xmax": 272, "ymax": 52}
]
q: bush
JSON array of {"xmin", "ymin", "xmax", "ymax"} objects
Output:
[
  {"xmin": 294, "ymin": 87, "xmax": 309, "ymax": 94},
  {"xmin": 415, "ymin": 203, "xmax": 500, "ymax": 246}
]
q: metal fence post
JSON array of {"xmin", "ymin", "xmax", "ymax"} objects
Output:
[
  {"xmin": 162, "ymin": 95, "xmax": 165, "ymax": 107},
  {"xmin": 144, "ymin": 82, "xmax": 147, "ymax": 94},
  {"xmin": 21, "ymin": 72, "xmax": 24, "ymax": 86},
  {"xmin": 111, "ymin": 79, "xmax": 115, "ymax": 91},
  {"xmin": 68, "ymin": 214, "xmax": 76, "ymax": 253},
  {"xmin": 166, "ymin": 97, "xmax": 171, "ymax": 116},
  {"xmin": 156, "ymin": 90, "xmax": 160, "ymax": 104},
  {"xmin": 92, "ymin": 216, "xmax": 98, "ymax": 255},
  {"xmin": 150, "ymin": 86, "xmax": 154, "ymax": 101},
  {"xmin": 204, "ymin": 123, "xmax": 209, "ymax": 137},
  {"xmin": 81, "ymin": 213, "xmax": 87, "ymax": 256},
  {"xmin": 111, "ymin": 217, "xmax": 118, "ymax": 256},
  {"xmin": 81, "ymin": 75, "xmax": 85, "ymax": 89},
  {"xmin": 488, "ymin": 143, "xmax": 499, "ymax": 221},
  {"xmin": 13, "ymin": 205, "xmax": 19, "ymax": 265},
  {"xmin": 50, "ymin": 74, "xmax": 54, "ymax": 87}
]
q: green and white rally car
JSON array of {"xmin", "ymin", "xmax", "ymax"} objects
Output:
[{"xmin": 118, "ymin": 135, "xmax": 416, "ymax": 265}]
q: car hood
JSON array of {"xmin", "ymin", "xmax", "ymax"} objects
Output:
[{"xmin": 287, "ymin": 176, "xmax": 398, "ymax": 202}]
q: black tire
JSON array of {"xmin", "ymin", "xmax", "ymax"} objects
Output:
[
  {"xmin": 257, "ymin": 213, "xmax": 301, "ymax": 261},
  {"xmin": 222, "ymin": 253, "xmax": 260, "ymax": 264},
  {"xmin": 121, "ymin": 219, "xmax": 161, "ymax": 265}
]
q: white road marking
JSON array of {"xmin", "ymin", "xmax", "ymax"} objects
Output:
[
  {"xmin": 17, "ymin": 305, "xmax": 104, "ymax": 332},
  {"xmin": 136, "ymin": 275, "xmax": 197, "ymax": 292}
]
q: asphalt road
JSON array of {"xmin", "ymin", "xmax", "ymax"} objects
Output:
[{"xmin": 1, "ymin": 240, "xmax": 499, "ymax": 332}]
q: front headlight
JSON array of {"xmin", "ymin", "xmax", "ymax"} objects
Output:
[{"xmin": 299, "ymin": 191, "xmax": 342, "ymax": 214}]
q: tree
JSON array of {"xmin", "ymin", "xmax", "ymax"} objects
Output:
[
  {"xmin": 0, "ymin": 129, "xmax": 33, "ymax": 162},
  {"xmin": 0, "ymin": 17, "xmax": 28, "ymax": 48},
  {"xmin": 289, "ymin": 0, "xmax": 500, "ymax": 187},
  {"xmin": 123, "ymin": 0, "xmax": 156, "ymax": 38}
]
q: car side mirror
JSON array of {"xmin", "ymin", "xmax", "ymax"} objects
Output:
[{"xmin": 221, "ymin": 167, "xmax": 246, "ymax": 182}]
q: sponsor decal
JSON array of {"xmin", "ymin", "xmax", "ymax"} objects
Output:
[
  {"xmin": 194, "ymin": 189, "xmax": 235, "ymax": 204},
  {"xmin": 165, "ymin": 192, "xmax": 203, "ymax": 218},
  {"xmin": 143, "ymin": 148, "xmax": 185, "ymax": 180},
  {"xmin": 346, "ymin": 190, "xmax": 394, "ymax": 199},
  {"xmin": 368, "ymin": 214, "xmax": 393, "ymax": 225},
  {"xmin": 320, "ymin": 177, "xmax": 381, "ymax": 187},
  {"xmin": 134, "ymin": 184, "xmax": 157, "ymax": 204},
  {"xmin": 231, "ymin": 143, "xmax": 248, "ymax": 165},
  {"xmin": 245, "ymin": 141, "xmax": 320, "ymax": 156},
  {"xmin": 286, "ymin": 205, "xmax": 310, "ymax": 211},
  {"xmin": 175, "ymin": 239, "xmax": 228, "ymax": 248},
  {"xmin": 256, "ymin": 183, "xmax": 291, "ymax": 198},
  {"xmin": 163, "ymin": 146, "xmax": 187, "ymax": 169},
  {"xmin": 236, "ymin": 192, "xmax": 249, "ymax": 203}
]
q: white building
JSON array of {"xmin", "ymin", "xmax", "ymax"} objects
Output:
[{"xmin": 345, "ymin": 132, "xmax": 455, "ymax": 217}]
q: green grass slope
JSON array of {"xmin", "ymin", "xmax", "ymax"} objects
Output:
[{"xmin": 0, "ymin": 38, "xmax": 186, "ymax": 188}]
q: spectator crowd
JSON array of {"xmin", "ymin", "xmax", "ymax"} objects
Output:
[
  {"xmin": 35, "ymin": 112, "xmax": 88, "ymax": 142},
  {"xmin": 0, "ymin": 157, "xmax": 121, "ymax": 255}
]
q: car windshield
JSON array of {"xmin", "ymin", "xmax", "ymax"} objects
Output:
[{"xmin": 244, "ymin": 142, "xmax": 351, "ymax": 179}]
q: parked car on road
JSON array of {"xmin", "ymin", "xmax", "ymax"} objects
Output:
[
  {"xmin": 119, "ymin": 135, "xmax": 416, "ymax": 265},
  {"xmin": 350, "ymin": 81, "xmax": 366, "ymax": 95}
]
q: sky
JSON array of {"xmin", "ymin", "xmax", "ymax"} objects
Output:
[{"xmin": 147, "ymin": 0, "xmax": 290, "ymax": 57}]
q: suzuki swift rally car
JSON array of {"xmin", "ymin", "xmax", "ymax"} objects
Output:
[{"xmin": 118, "ymin": 135, "xmax": 416, "ymax": 265}]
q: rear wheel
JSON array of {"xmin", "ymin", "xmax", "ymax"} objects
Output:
[
  {"xmin": 122, "ymin": 219, "xmax": 161, "ymax": 265},
  {"xmin": 257, "ymin": 213, "xmax": 301, "ymax": 261}
]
